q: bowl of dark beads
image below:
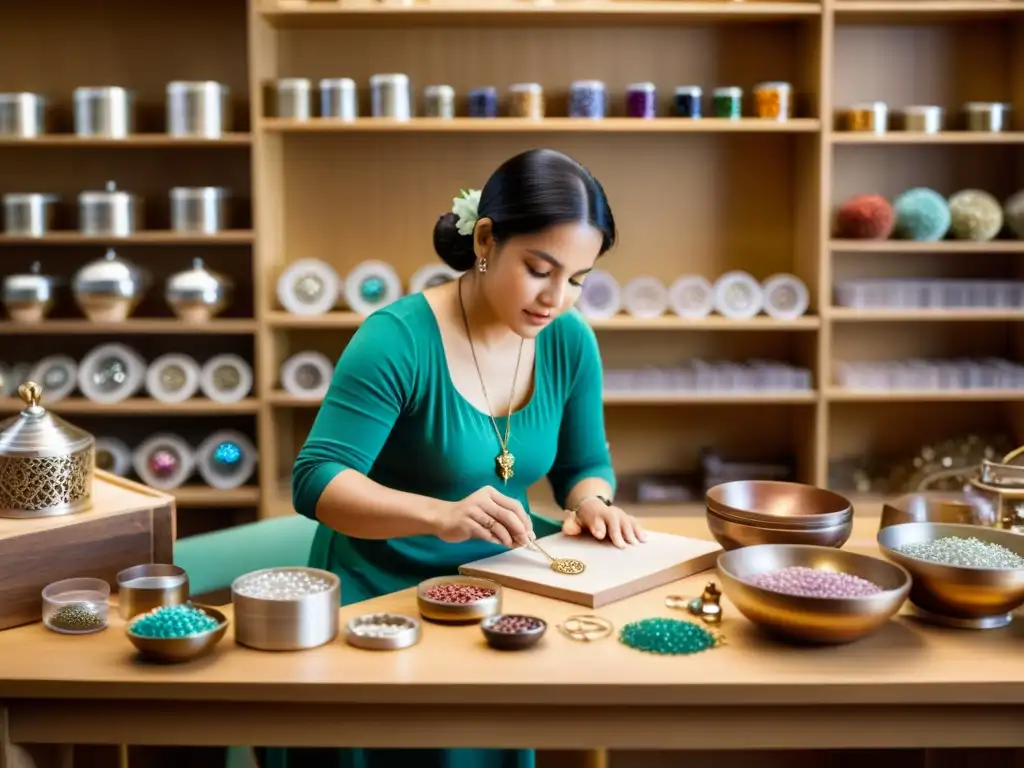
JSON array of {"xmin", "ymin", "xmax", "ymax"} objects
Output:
[
  {"xmin": 42, "ymin": 577, "xmax": 111, "ymax": 635},
  {"xmin": 126, "ymin": 602, "xmax": 229, "ymax": 663},
  {"xmin": 480, "ymin": 614, "xmax": 547, "ymax": 650},
  {"xmin": 416, "ymin": 575, "xmax": 502, "ymax": 623}
]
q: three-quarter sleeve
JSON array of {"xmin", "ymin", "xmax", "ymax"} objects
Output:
[
  {"xmin": 546, "ymin": 314, "xmax": 617, "ymax": 508},
  {"xmin": 291, "ymin": 311, "xmax": 419, "ymax": 520}
]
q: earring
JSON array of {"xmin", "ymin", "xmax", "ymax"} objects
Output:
[{"xmin": 477, "ymin": 258, "xmax": 488, "ymax": 274}]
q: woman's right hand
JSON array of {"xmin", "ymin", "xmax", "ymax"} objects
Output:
[{"xmin": 432, "ymin": 486, "xmax": 534, "ymax": 548}]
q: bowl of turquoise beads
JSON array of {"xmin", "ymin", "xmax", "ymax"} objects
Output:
[{"xmin": 126, "ymin": 603, "xmax": 229, "ymax": 663}]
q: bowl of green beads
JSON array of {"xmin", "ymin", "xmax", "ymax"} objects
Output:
[{"xmin": 126, "ymin": 603, "xmax": 229, "ymax": 663}]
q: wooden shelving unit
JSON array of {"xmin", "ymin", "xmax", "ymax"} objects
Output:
[{"xmin": 3, "ymin": 0, "xmax": 1024, "ymax": 533}]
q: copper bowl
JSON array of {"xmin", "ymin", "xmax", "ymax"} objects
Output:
[
  {"xmin": 717, "ymin": 544, "xmax": 911, "ymax": 644},
  {"xmin": 879, "ymin": 492, "xmax": 995, "ymax": 531},
  {"xmin": 706, "ymin": 507, "xmax": 852, "ymax": 551},
  {"xmin": 126, "ymin": 604, "xmax": 229, "ymax": 663},
  {"xmin": 877, "ymin": 522, "xmax": 1024, "ymax": 629},
  {"xmin": 706, "ymin": 480, "xmax": 853, "ymax": 529}
]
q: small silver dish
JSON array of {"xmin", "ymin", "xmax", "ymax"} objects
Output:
[
  {"xmin": 116, "ymin": 563, "xmax": 189, "ymax": 620},
  {"xmin": 416, "ymin": 575, "xmax": 502, "ymax": 624},
  {"xmin": 345, "ymin": 613, "xmax": 421, "ymax": 651},
  {"xmin": 126, "ymin": 604, "xmax": 228, "ymax": 663}
]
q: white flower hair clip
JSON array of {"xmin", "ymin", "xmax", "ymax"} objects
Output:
[{"xmin": 451, "ymin": 187, "xmax": 482, "ymax": 236}]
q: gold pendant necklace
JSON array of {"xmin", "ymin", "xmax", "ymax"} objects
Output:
[{"xmin": 458, "ymin": 277, "xmax": 524, "ymax": 484}]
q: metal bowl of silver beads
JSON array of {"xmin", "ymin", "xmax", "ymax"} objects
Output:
[
  {"xmin": 345, "ymin": 612, "xmax": 422, "ymax": 651},
  {"xmin": 231, "ymin": 566, "xmax": 340, "ymax": 651}
]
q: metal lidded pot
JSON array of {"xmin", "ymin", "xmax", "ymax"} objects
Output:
[
  {"xmin": 170, "ymin": 186, "xmax": 230, "ymax": 233},
  {"xmin": 72, "ymin": 248, "xmax": 148, "ymax": 322},
  {"xmin": 2, "ymin": 261, "xmax": 57, "ymax": 323},
  {"xmin": 166, "ymin": 81, "xmax": 232, "ymax": 138},
  {"xmin": 165, "ymin": 257, "xmax": 234, "ymax": 322},
  {"xmin": 0, "ymin": 92, "xmax": 48, "ymax": 138},
  {"xmin": 3, "ymin": 192, "xmax": 58, "ymax": 237},
  {"xmin": 266, "ymin": 78, "xmax": 313, "ymax": 120},
  {"xmin": 74, "ymin": 86, "xmax": 135, "ymax": 138},
  {"xmin": 0, "ymin": 381, "xmax": 95, "ymax": 519},
  {"xmin": 78, "ymin": 180, "xmax": 142, "ymax": 237}
]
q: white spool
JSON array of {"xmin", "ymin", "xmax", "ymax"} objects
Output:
[
  {"xmin": 668, "ymin": 275, "xmax": 715, "ymax": 319},
  {"xmin": 576, "ymin": 269, "xmax": 622, "ymax": 320},
  {"xmin": 713, "ymin": 271, "xmax": 764, "ymax": 319},
  {"xmin": 622, "ymin": 276, "xmax": 669, "ymax": 319},
  {"xmin": 280, "ymin": 351, "xmax": 334, "ymax": 399},
  {"xmin": 343, "ymin": 260, "xmax": 404, "ymax": 316},
  {"xmin": 276, "ymin": 258, "xmax": 342, "ymax": 316},
  {"xmin": 199, "ymin": 354, "xmax": 253, "ymax": 404},
  {"xmin": 195, "ymin": 429, "xmax": 258, "ymax": 490},
  {"xmin": 145, "ymin": 353, "xmax": 201, "ymax": 403}
]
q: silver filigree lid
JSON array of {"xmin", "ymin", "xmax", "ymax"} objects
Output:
[
  {"xmin": 72, "ymin": 248, "xmax": 146, "ymax": 298},
  {"xmin": 166, "ymin": 257, "xmax": 233, "ymax": 303},
  {"xmin": 2, "ymin": 261, "xmax": 55, "ymax": 303},
  {"xmin": 0, "ymin": 381, "xmax": 95, "ymax": 459}
]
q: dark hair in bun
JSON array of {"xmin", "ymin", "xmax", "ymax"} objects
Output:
[{"xmin": 432, "ymin": 148, "xmax": 616, "ymax": 272}]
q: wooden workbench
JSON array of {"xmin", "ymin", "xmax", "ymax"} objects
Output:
[{"xmin": 1, "ymin": 516, "xmax": 1023, "ymax": 768}]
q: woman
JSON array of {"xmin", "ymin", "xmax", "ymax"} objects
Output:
[{"xmin": 262, "ymin": 148, "xmax": 645, "ymax": 768}]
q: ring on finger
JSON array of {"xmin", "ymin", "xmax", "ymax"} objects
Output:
[{"xmin": 483, "ymin": 517, "xmax": 495, "ymax": 530}]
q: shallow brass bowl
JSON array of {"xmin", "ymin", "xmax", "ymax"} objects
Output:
[
  {"xmin": 877, "ymin": 522, "xmax": 1024, "ymax": 628},
  {"xmin": 416, "ymin": 575, "xmax": 502, "ymax": 624},
  {"xmin": 706, "ymin": 507, "xmax": 852, "ymax": 551},
  {"xmin": 125, "ymin": 604, "xmax": 229, "ymax": 663},
  {"xmin": 879, "ymin": 492, "xmax": 993, "ymax": 531},
  {"xmin": 707, "ymin": 480, "xmax": 853, "ymax": 529},
  {"xmin": 717, "ymin": 544, "xmax": 911, "ymax": 645}
]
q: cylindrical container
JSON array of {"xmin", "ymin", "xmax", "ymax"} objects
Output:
[
  {"xmin": 626, "ymin": 82, "xmax": 657, "ymax": 118},
  {"xmin": 903, "ymin": 105, "xmax": 942, "ymax": 133},
  {"xmin": 370, "ymin": 73, "xmax": 411, "ymax": 120},
  {"xmin": 267, "ymin": 78, "xmax": 313, "ymax": 119},
  {"xmin": 713, "ymin": 87, "xmax": 743, "ymax": 119},
  {"xmin": 965, "ymin": 102, "xmax": 1011, "ymax": 133},
  {"xmin": 232, "ymin": 566, "xmax": 341, "ymax": 651},
  {"xmin": 78, "ymin": 181, "xmax": 141, "ymax": 236},
  {"xmin": 753, "ymin": 81, "xmax": 792, "ymax": 120},
  {"xmin": 846, "ymin": 101, "xmax": 888, "ymax": 134},
  {"xmin": 42, "ymin": 577, "xmax": 109, "ymax": 635},
  {"xmin": 2, "ymin": 261, "xmax": 56, "ymax": 323},
  {"xmin": 166, "ymin": 81, "xmax": 231, "ymax": 138},
  {"xmin": 674, "ymin": 86, "xmax": 702, "ymax": 118},
  {"xmin": 73, "ymin": 86, "xmax": 134, "ymax": 138},
  {"xmin": 0, "ymin": 92, "xmax": 48, "ymax": 137},
  {"xmin": 3, "ymin": 193, "xmax": 57, "ymax": 236},
  {"xmin": 423, "ymin": 84, "xmax": 456, "ymax": 118},
  {"xmin": 568, "ymin": 80, "xmax": 606, "ymax": 119},
  {"xmin": 319, "ymin": 78, "xmax": 358, "ymax": 120},
  {"xmin": 116, "ymin": 564, "xmax": 190, "ymax": 620},
  {"xmin": 165, "ymin": 257, "xmax": 234, "ymax": 322},
  {"xmin": 508, "ymin": 82, "xmax": 544, "ymax": 119},
  {"xmin": 170, "ymin": 186, "xmax": 230, "ymax": 233},
  {"xmin": 468, "ymin": 86, "xmax": 498, "ymax": 118}
]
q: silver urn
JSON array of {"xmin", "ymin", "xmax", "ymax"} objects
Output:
[
  {"xmin": 72, "ymin": 248, "xmax": 148, "ymax": 322},
  {"xmin": 2, "ymin": 261, "xmax": 57, "ymax": 323},
  {"xmin": 165, "ymin": 257, "xmax": 233, "ymax": 322}
]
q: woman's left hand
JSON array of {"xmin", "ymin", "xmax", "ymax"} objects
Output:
[{"xmin": 561, "ymin": 499, "xmax": 647, "ymax": 548}]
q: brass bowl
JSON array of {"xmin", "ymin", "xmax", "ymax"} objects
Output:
[
  {"xmin": 126, "ymin": 604, "xmax": 229, "ymax": 663},
  {"xmin": 717, "ymin": 544, "xmax": 911, "ymax": 644},
  {"xmin": 416, "ymin": 575, "xmax": 502, "ymax": 624},
  {"xmin": 707, "ymin": 480, "xmax": 853, "ymax": 529},
  {"xmin": 706, "ymin": 507, "xmax": 852, "ymax": 551},
  {"xmin": 879, "ymin": 492, "xmax": 995, "ymax": 531},
  {"xmin": 877, "ymin": 522, "xmax": 1024, "ymax": 629}
]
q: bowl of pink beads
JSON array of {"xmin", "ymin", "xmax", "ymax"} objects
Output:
[
  {"xmin": 416, "ymin": 575, "xmax": 502, "ymax": 624},
  {"xmin": 717, "ymin": 543, "xmax": 911, "ymax": 644}
]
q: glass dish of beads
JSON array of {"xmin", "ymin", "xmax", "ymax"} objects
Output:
[{"xmin": 42, "ymin": 577, "xmax": 110, "ymax": 635}]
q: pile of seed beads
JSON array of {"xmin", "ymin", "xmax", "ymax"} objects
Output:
[
  {"xmin": 130, "ymin": 604, "xmax": 220, "ymax": 639},
  {"xmin": 618, "ymin": 617, "xmax": 718, "ymax": 655},
  {"xmin": 48, "ymin": 602, "xmax": 105, "ymax": 633},
  {"xmin": 749, "ymin": 566, "xmax": 883, "ymax": 598},
  {"xmin": 234, "ymin": 569, "xmax": 332, "ymax": 600},
  {"xmin": 350, "ymin": 614, "xmax": 417, "ymax": 638},
  {"xmin": 895, "ymin": 536, "xmax": 1024, "ymax": 569},
  {"xmin": 423, "ymin": 583, "xmax": 496, "ymax": 603},
  {"xmin": 488, "ymin": 615, "xmax": 544, "ymax": 634}
]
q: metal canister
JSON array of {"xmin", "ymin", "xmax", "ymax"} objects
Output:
[
  {"xmin": 3, "ymin": 193, "xmax": 58, "ymax": 236},
  {"xmin": 266, "ymin": 78, "xmax": 313, "ymax": 119},
  {"xmin": 0, "ymin": 93, "xmax": 48, "ymax": 137},
  {"xmin": 903, "ymin": 105, "xmax": 942, "ymax": 133},
  {"xmin": 965, "ymin": 102, "xmax": 1011, "ymax": 133},
  {"xmin": 78, "ymin": 181, "xmax": 142, "ymax": 236},
  {"xmin": 166, "ymin": 81, "xmax": 231, "ymax": 138},
  {"xmin": 370, "ymin": 73, "xmax": 411, "ymax": 120},
  {"xmin": 319, "ymin": 78, "xmax": 357, "ymax": 120},
  {"xmin": 73, "ymin": 86, "xmax": 135, "ymax": 138},
  {"xmin": 423, "ymin": 84, "xmax": 456, "ymax": 118},
  {"xmin": 170, "ymin": 186, "xmax": 230, "ymax": 233},
  {"xmin": 846, "ymin": 101, "xmax": 889, "ymax": 134},
  {"xmin": 508, "ymin": 83, "xmax": 544, "ymax": 119}
]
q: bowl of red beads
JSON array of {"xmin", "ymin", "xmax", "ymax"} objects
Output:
[
  {"xmin": 416, "ymin": 575, "xmax": 502, "ymax": 624},
  {"xmin": 717, "ymin": 543, "xmax": 911, "ymax": 645},
  {"xmin": 480, "ymin": 614, "xmax": 547, "ymax": 651}
]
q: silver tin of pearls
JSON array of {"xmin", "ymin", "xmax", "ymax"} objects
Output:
[
  {"xmin": 73, "ymin": 86, "xmax": 135, "ymax": 138},
  {"xmin": 346, "ymin": 613, "xmax": 422, "ymax": 651},
  {"xmin": 343, "ymin": 260, "xmax": 404, "ymax": 316},
  {"xmin": 196, "ymin": 429, "xmax": 257, "ymax": 490},
  {"xmin": 166, "ymin": 81, "xmax": 232, "ymax": 138},
  {"xmin": 165, "ymin": 257, "xmax": 233, "ymax": 322},
  {"xmin": 26, "ymin": 355, "xmax": 79, "ymax": 403},
  {"xmin": 280, "ymin": 351, "xmax": 334, "ymax": 400},
  {"xmin": 761, "ymin": 273, "xmax": 809, "ymax": 320},
  {"xmin": 199, "ymin": 354, "xmax": 253, "ymax": 404},
  {"xmin": 713, "ymin": 270, "xmax": 765, "ymax": 319},
  {"xmin": 77, "ymin": 343, "xmax": 146, "ymax": 404},
  {"xmin": 2, "ymin": 261, "xmax": 57, "ymax": 323},
  {"xmin": 0, "ymin": 92, "xmax": 48, "ymax": 137},
  {"xmin": 232, "ymin": 566, "xmax": 341, "ymax": 652},
  {"xmin": 145, "ymin": 353, "xmax": 202, "ymax": 404},
  {"xmin": 133, "ymin": 433, "xmax": 195, "ymax": 491},
  {"xmin": 622, "ymin": 275, "xmax": 670, "ymax": 319},
  {"xmin": 94, "ymin": 436, "xmax": 133, "ymax": 477},
  {"xmin": 320, "ymin": 78, "xmax": 358, "ymax": 120},
  {"xmin": 276, "ymin": 258, "xmax": 342, "ymax": 316},
  {"xmin": 4, "ymin": 192, "xmax": 58, "ymax": 237},
  {"xmin": 409, "ymin": 263, "xmax": 460, "ymax": 293},
  {"xmin": 576, "ymin": 269, "xmax": 622, "ymax": 320},
  {"xmin": 72, "ymin": 248, "xmax": 148, "ymax": 322},
  {"xmin": 668, "ymin": 275, "xmax": 715, "ymax": 319},
  {"xmin": 78, "ymin": 180, "xmax": 143, "ymax": 237}
]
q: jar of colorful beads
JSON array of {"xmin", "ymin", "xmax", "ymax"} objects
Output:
[
  {"xmin": 468, "ymin": 86, "xmax": 498, "ymax": 118},
  {"xmin": 508, "ymin": 82, "xmax": 544, "ymax": 119},
  {"xmin": 753, "ymin": 81, "xmax": 792, "ymax": 121},
  {"xmin": 568, "ymin": 80, "xmax": 606, "ymax": 119},
  {"xmin": 713, "ymin": 86, "xmax": 743, "ymax": 119},
  {"xmin": 674, "ymin": 86, "xmax": 702, "ymax": 118},
  {"xmin": 626, "ymin": 82, "xmax": 657, "ymax": 118}
]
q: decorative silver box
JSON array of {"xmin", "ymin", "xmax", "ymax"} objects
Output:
[
  {"xmin": 0, "ymin": 381, "xmax": 95, "ymax": 519},
  {"xmin": 165, "ymin": 257, "xmax": 233, "ymax": 322},
  {"xmin": 74, "ymin": 86, "xmax": 134, "ymax": 138},
  {"xmin": 78, "ymin": 181, "xmax": 142, "ymax": 237},
  {"xmin": 72, "ymin": 248, "xmax": 148, "ymax": 322},
  {"xmin": 3, "ymin": 192, "xmax": 58, "ymax": 237},
  {"xmin": 2, "ymin": 261, "xmax": 56, "ymax": 323},
  {"xmin": 0, "ymin": 92, "xmax": 48, "ymax": 138},
  {"xmin": 169, "ymin": 186, "xmax": 230, "ymax": 234},
  {"xmin": 166, "ymin": 81, "xmax": 231, "ymax": 138}
]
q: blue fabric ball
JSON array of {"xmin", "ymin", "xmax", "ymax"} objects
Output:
[{"xmin": 893, "ymin": 187, "xmax": 951, "ymax": 241}]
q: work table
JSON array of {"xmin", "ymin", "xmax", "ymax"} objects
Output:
[{"xmin": 1, "ymin": 516, "xmax": 1023, "ymax": 755}]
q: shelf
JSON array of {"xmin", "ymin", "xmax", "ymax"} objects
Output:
[
  {"xmin": 0, "ymin": 232, "xmax": 255, "ymax": 245},
  {"xmin": 827, "ymin": 388, "xmax": 1024, "ymax": 402},
  {"xmin": 269, "ymin": 390, "xmax": 819, "ymax": 406},
  {"xmin": 833, "ymin": 0, "xmax": 1024, "ymax": 20},
  {"xmin": 0, "ymin": 319, "xmax": 258, "ymax": 335},
  {"xmin": 0, "ymin": 134, "xmax": 252, "ymax": 147},
  {"xmin": 0, "ymin": 398, "xmax": 260, "ymax": 415},
  {"xmin": 263, "ymin": 117, "xmax": 822, "ymax": 134},
  {"xmin": 830, "ymin": 240, "xmax": 1024, "ymax": 253},
  {"xmin": 173, "ymin": 485, "xmax": 261, "ymax": 508},
  {"xmin": 832, "ymin": 132, "xmax": 1024, "ymax": 145},
  {"xmin": 829, "ymin": 308, "xmax": 1024, "ymax": 322}
]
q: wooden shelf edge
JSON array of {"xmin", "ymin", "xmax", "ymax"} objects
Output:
[
  {"xmin": 834, "ymin": 0, "xmax": 1024, "ymax": 16},
  {"xmin": 174, "ymin": 486, "xmax": 261, "ymax": 508},
  {"xmin": 830, "ymin": 239, "xmax": 1024, "ymax": 253},
  {"xmin": 832, "ymin": 131, "xmax": 1024, "ymax": 145},
  {"xmin": 0, "ymin": 398, "xmax": 260, "ymax": 415},
  {"xmin": 827, "ymin": 388, "xmax": 1024, "ymax": 402},
  {"xmin": 0, "ymin": 319, "xmax": 258, "ymax": 334},
  {"xmin": 267, "ymin": 390, "xmax": 818, "ymax": 406},
  {"xmin": 263, "ymin": 117, "xmax": 820, "ymax": 133},
  {"xmin": 0, "ymin": 134, "xmax": 253, "ymax": 147},
  {"xmin": 828, "ymin": 308, "xmax": 1024, "ymax": 322},
  {"xmin": 0, "ymin": 232, "xmax": 255, "ymax": 245}
]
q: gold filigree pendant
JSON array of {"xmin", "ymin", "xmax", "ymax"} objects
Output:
[{"xmin": 495, "ymin": 449, "xmax": 515, "ymax": 484}]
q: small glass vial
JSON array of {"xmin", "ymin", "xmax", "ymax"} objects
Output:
[
  {"xmin": 468, "ymin": 86, "xmax": 498, "ymax": 118},
  {"xmin": 846, "ymin": 101, "xmax": 888, "ymax": 134},
  {"xmin": 753, "ymin": 81, "xmax": 791, "ymax": 121},
  {"xmin": 713, "ymin": 86, "xmax": 743, "ymax": 119},
  {"xmin": 674, "ymin": 86, "xmax": 702, "ymax": 118},
  {"xmin": 508, "ymin": 82, "xmax": 544, "ymax": 119},
  {"xmin": 625, "ymin": 82, "xmax": 657, "ymax": 119},
  {"xmin": 902, "ymin": 105, "xmax": 942, "ymax": 133},
  {"xmin": 965, "ymin": 102, "xmax": 1011, "ymax": 133},
  {"xmin": 423, "ymin": 84, "xmax": 456, "ymax": 118},
  {"xmin": 370, "ymin": 73, "xmax": 411, "ymax": 120},
  {"xmin": 568, "ymin": 80, "xmax": 606, "ymax": 119}
]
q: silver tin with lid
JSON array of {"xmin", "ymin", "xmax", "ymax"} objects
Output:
[
  {"xmin": 0, "ymin": 381, "xmax": 95, "ymax": 519},
  {"xmin": 72, "ymin": 248, "xmax": 148, "ymax": 322},
  {"xmin": 2, "ymin": 261, "xmax": 56, "ymax": 323},
  {"xmin": 266, "ymin": 78, "xmax": 313, "ymax": 120},
  {"xmin": 170, "ymin": 186, "xmax": 230, "ymax": 233},
  {"xmin": 370, "ymin": 73, "xmax": 411, "ymax": 120},
  {"xmin": 78, "ymin": 180, "xmax": 142, "ymax": 236},
  {"xmin": 74, "ymin": 86, "xmax": 135, "ymax": 138},
  {"xmin": 320, "ymin": 78, "xmax": 358, "ymax": 120},
  {"xmin": 0, "ymin": 92, "xmax": 48, "ymax": 137},
  {"xmin": 3, "ymin": 193, "xmax": 58, "ymax": 236},
  {"xmin": 165, "ymin": 257, "xmax": 234, "ymax": 323},
  {"xmin": 965, "ymin": 102, "xmax": 1011, "ymax": 133},
  {"xmin": 167, "ymin": 81, "xmax": 232, "ymax": 138}
]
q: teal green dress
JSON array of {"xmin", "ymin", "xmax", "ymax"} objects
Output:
[{"xmin": 259, "ymin": 291, "xmax": 615, "ymax": 768}]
